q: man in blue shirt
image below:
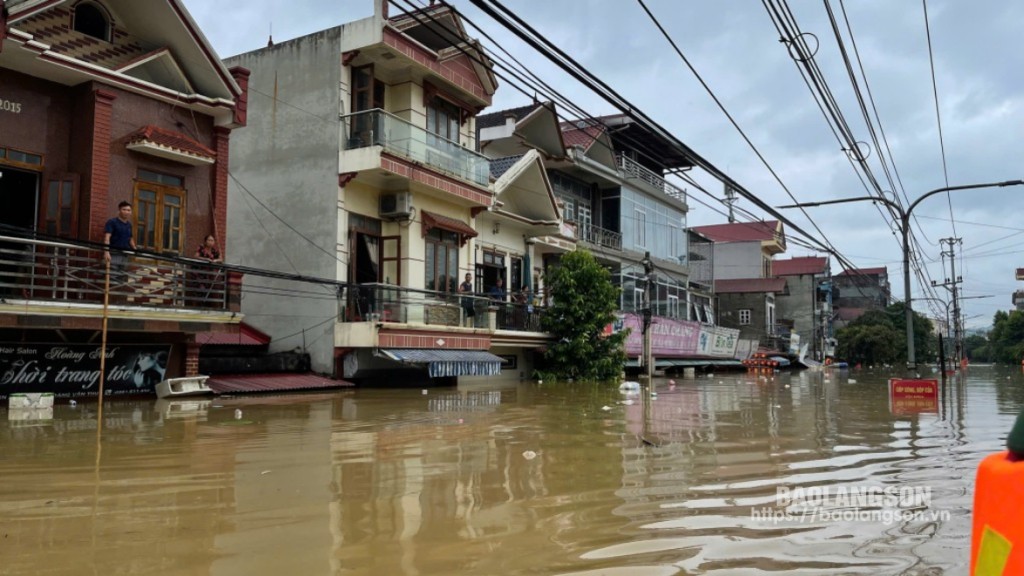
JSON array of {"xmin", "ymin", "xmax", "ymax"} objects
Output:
[
  {"xmin": 103, "ymin": 201, "xmax": 136, "ymax": 284},
  {"xmin": 488, "ymin": 277, "xmax": 506, "ymax": 302}
]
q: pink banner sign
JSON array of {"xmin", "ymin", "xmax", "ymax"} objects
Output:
[{"xmin": 622, "ymin": 313, "xmax": 701, "ymax": 357}]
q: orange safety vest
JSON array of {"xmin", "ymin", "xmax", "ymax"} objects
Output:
[{"xmin": 972, "ymin": 451, "xmax": 1024, "ymax": 574}]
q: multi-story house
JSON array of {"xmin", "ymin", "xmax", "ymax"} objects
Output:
[
  {"xmin": 833, "ymin": 266, "xmax": 890, "ymax": 329},
  {"xmin": 692, "ymin": 220, "xmax": 787, "ymax": 350},
  {"xmin": 0, "ymin": 0, "xmax": 248, "ymax": 399},
  {"xmin": 479, "ymin": 103, "xmax": 746, "ymax": 367},
  {"xmin": 772, "ymin": 256, "xmax": 833, "ymax": 360},
  {"xmin": 225, "ymin": 1, "xmax": 558, "ymax": 384}
]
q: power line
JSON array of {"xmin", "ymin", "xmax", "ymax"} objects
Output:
[{"xmin": 922, "ymin": 0, "xmax": 956, "ymax": 238}]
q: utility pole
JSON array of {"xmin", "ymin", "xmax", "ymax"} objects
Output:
[
  {"xmin": 933, "ymin": 238, "xmax": 963, "ymax": 368},
  {"xmin": 641, "ymin": 251, "xmax": 654, "ymax": 380},
  {"xmin": 724, "ymin": 184, "xmax": 738, "ymax": 223}
]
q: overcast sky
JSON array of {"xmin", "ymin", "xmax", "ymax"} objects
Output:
[{"xmin": 183, "ymin": 0, "xmax": 1024, "ymax": 330}]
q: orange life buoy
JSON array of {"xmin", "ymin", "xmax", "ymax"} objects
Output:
[{"xmin": 971, "ymin": 451, "xmax": 1024, "ymax": 574}]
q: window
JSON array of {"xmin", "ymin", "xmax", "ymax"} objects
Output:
[
  {"xmin": 42, "ymin": 176, "xmax": 79, "ymax": 237},
  {"xmin": 635, "ymin": 208, "xmax": 646, "ymax": 247},
  {"xmin": 668, "ymin": 294, "xmax": 680, "ymax": 318},
  {"xmin": 426, "ymin": 96, "xmax": 461, "ymax": 144},
  {"xmin": 73, "ymin": 2, "xmax": 110, "ymax": 42},
  {"xmin": 0, "ymin": 147, "xmax": 44, "ymax": 170},
  {"xmin": 425, "ymin": 228, "xmax": 459, "ymax": 293},
  {"xmin": 134, "ymin": 171, "xmax": 185, "ymax": 253},
  {"xmin": 739, "ymin": 309, "xmax": 752, "ymax": 326}
]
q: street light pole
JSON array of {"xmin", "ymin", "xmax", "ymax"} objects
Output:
[{"xmin": 780, "ymin": 180, "xmax": 1023, "ymax": 371}]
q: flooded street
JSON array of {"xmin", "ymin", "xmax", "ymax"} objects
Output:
[{"xmin": 2, "ymin": 365, "xmax": 1021, "ymax": 575}]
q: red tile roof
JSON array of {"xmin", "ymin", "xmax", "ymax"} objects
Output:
[
  {"xmin": 206, "ymin": 373, "xmax": 352, "ymax": 394},
  {"xmin": 560, "ymin": 121, "xmax": 606, "ymax": 152},
  {"xmin": 715, "ymin": 277, "xmax": 787, "ymax": 294},
  {"xmin": 835, "ymin": 307, "xmax": 867, "ymax": 321},
  {"xmin": 691, "ymin": 221, "xmax": 781, "ymax": 243},
  {"xmin": 128, "ymin": 125, "xmax": 216, "ymax": 159},
  {"xmin": 836, "ymin": 267, "xmax": 887, "ymax": 277},
  {"xmin": 422, "ymin": 210, "xmax": 478, "ymax": 241},
  {"xmin": 773, "ymin": 256, "xmax": 828, "ymax": 276}
]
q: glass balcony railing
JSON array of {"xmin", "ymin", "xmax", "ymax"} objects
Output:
[{"xmin": 341, "ymin": 109, "xmax": 491, "ymax": 187}]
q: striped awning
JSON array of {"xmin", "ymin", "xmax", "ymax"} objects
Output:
[{"xmin": 380, "ymin": 349, "xmax": 505, "ymax": 378}]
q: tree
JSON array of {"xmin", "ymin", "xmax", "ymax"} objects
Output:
[
  {"xmin": 963, "ymin": 334, "xmax": 990, "ymax": 362},
  {"xmin": 986, "ymin": 310, "xmax": 1024, "ymax": 364},
  {"xmin": 835, "ymin": 303, "xmax": 936, "ymax": 365},
  {"xmin": 539, "ymin": 250, "xmax": 627, "ymax": 380}
]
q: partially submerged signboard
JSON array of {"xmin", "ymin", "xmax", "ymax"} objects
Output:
[
  {"xmin": 0, "ymin": 343, "xmax": 171, "ymax": 400},
  {"xmin": 888, "ymin": 378, "xmax": 939, "ymax": 414}
]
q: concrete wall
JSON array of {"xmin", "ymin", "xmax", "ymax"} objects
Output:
[
  {"xmin": 775, "ymin": 274, "xmax": 820, "ymax": 357},
  {"xmin": 713, "ymin": 242, "xmax": 764, "ymax": 280},
  {"xmin": 224, "ymin": 28, "xmax": 344, "ymax": 374},
  {"xmin": 717, "ymin": 292, "xmax": 773, "ymax": 343}
]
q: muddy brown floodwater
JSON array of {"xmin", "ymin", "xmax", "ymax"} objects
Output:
[{"xmin": 2, "ymin": 365, "xmax": 1021, "ymax": 575}]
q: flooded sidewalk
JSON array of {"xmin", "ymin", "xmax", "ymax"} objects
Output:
[{"xmin": 1, "ymin": 366, "xmax": 1017, "ymax": 575}]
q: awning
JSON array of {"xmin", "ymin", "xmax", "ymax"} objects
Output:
[
  {"xmin": 206, "ymin": 373, "xmax": 352, "ymax": 394},
  {"xmin": 380, "ymin": 348, "xmax": 504, "ymax": 378},
  {"xmin": 421, "ymin": 210, "xmax": 478, "ymax": 246},
  {"xmin": 126, "ymin": 125, "xmax": 216, "ymax": 166}
]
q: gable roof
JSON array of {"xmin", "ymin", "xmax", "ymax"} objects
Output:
[
  {"xmin": 491, "ymin": 149, "xmax": 560, "ymax": 223},
  {"xmin": 837, "ymin": 267, "xmax": 887, "ymax": 277},
  {"xmin": 715, "ymin": 278, "xmax": 787, "ymax": 294},
  {"xmin": 560, "ymin": 121, "xmax": 606, "ymax": 152},
  {"xmin": 5, "ymin": 0, "xmax": 243, "ymax": 126},
  {"xmin": 477, "ymin": 103, "xmax": 540, "ymax": 130},
  {"xmin": 773, "ymin": 256, "xmax": 828, "ymax": 276},
  {"xmin": 692, "ymin": 220, "xmax": 782, "ymax": 243},
  {"xmin": 489, "ymin": 154, "xmax": 524, "ymax": 180}
]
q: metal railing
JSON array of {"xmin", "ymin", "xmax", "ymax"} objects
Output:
[
  {"xmin": 616, "ymin": 154, "xmax": 687, "ymax": 205},
  {"xmin": 341, "ymin": 282, "xmax": 545, "ymax": 332},
  {"xmin": 341, "ymin": 108, "xmax": 491, "ymax": 187},
  {"xmin": 576, "ymin": 223, "xmax": 623, "ymax": 251},
  {"xmin": 0, "ymin": 234, "xmax": 229, "ymax": 311}
]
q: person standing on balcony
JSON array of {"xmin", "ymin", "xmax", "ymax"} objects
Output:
[
  {"xmin": 192, "ymin": 234, "xmax": 223, "ymax": 307},
  {"xmin": 489, "ymin": 277, "xmax": 507, "ymax": 302},
  {"xmin": 460, "ymin": 272, "xmax": 476, "ymax": 327},
  {"xmin": 103, "ymin": 201, "xmax": 136, "ymax": 287}
]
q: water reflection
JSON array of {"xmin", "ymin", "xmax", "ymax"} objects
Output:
[{"xmin": 0, "ymin": 367, "xmax": 1019, "ymax": 574}]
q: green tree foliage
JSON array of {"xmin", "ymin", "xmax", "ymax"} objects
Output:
[
  {"xmin": 835, "ymin": 303, "xmax": 936, "ymax": 364},
  {"xmin": 539, "ymin": 250, "xmax": 627, "ymax": 380},
  {"xmin": 985, "ymin": 310, "xmax": 1024, "ymax": 364},
  {"xmin": 963, "ymin": 334, "xmax": 991, "ymax": 362}
]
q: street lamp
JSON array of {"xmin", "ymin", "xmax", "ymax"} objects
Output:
[{"xmin": 780, "ymin": 180, "xmax": 1024, "ymax": 370}]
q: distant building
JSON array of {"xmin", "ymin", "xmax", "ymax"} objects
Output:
[
  {"xmin": 772, "ymin": 256, "xmax": 832, "ymax": 360},
  {"xmin": 714, "ymin": 278, "xmax": 787, "ymax": 346},
  {"xmin": 833, "ymin": 267, "xmax": 889, "ymax": 329}
]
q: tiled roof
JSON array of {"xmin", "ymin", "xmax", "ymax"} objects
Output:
[
  {"xmin": 477, "ymin": 104, "xmax": 542, "ymax": 129},
  {"xmin": 836, "ymin": 267, "xmax": 887, "ymax": 277},
  {"xmin": 422, "ymin": 210, "xmax": 478, "ymax": 240},
  {"xmin": 560, "ymin": 121, "xmax": 606, "ymax": 152},
  {"xmin": 206, "ymin": 373, "xmax": 352, "ymax": 394},
  {"xmin": 773, "ymin": 256, "xmax": 828, "ymax": 276},
  {"xmin": 489, "ymin": 154, "xmax": 524, "ymax": 179},
  {"xmin": 128, "ymin": 125, "xmax": 216, "ymax": 159},
  {"xmin": 691, "ymin": 221, "xmax": 781, "ymax": 243},
  {"xmin": 196, "ymin": 323, "xmax": 272, "ymax": 346},
  {"xmin": 835, "ymin": 307, "xmax": 867, "ymax": 321},
  {"xmin": 715, "ymin": 277, "xmax": 787, "ymax": 294}
]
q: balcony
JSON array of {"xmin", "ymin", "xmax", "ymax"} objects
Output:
[
  {"xmin": 0, "ymin": 233, "xmax": 239, "ymax": 322},
  {"xmin": 575, "ymin": 223, "xmax": 623, "ymax": 251},
  {"xmin": 342, "ymin": 283, "xmax": 544, "ymax": 332},
  {"xmin": 341, "ymin": 109, "xmax": 491, "ymax": 188},
  {"xmin": 616, "ymin": 154, "xmax": 687, "ymax": 206}
]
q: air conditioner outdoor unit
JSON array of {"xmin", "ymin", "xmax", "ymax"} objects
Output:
[{"xmin": 379, "ymin": 191, "xmax": 413, "ymax": 219}]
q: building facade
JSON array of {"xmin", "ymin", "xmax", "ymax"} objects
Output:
[
  {"xmin": 0, "ymin": 0, "xmax": 248, "ymax": 399},
  {"xmin": 226, "ymin": 1, "xmax": 555, "ymax": 384},
  {"xmin": 772, "ymin": 256, "xmax": 833, "ymax": 360}
]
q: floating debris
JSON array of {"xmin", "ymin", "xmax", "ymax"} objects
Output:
[{"xmin": 522, "ymin": 450, "xmax": 537, "ymax": 460}]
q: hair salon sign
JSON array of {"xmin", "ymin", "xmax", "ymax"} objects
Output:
[{"xmin": 0, "ymin": 343, "xmax": 171, "ymax": 399}]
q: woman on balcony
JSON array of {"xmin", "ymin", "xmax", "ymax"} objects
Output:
[{"xmin": 191, "ymin": 235, "xmax": 223, "ymax": 307}]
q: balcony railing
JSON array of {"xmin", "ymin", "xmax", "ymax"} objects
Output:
[
  {"xmin": 616, "ymin": 154, "xmax": 687, "ymax": 205},
  {"xmin": 0, "ymin": 233, "xmax": 231, "ymax": 311},
  {"xmin": 575, "ymin": 223, "xmax": 623, "ymax": 251},
  {"xmin": 341, "ymin": 108, "xmax": 491, "ymax": 187},
  {"xmin": 342, "ymin": 282, "xmax": 545, "ymax": 333}
]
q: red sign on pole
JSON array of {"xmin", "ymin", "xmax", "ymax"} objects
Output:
[{"xmin": 888, "ymin": 378, "xmax": 939, "ymax": 414}]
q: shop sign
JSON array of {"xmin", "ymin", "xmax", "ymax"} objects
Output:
[
  {"xmin": 0, "ymin": 343, "xmax": 171, "ymax": 399},
  {"xmin": 0, "ymin": 98, "xmax": 23, "ymax": 114}
]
